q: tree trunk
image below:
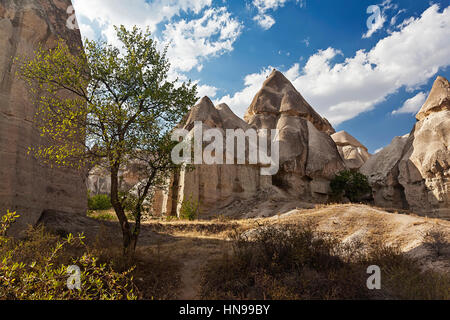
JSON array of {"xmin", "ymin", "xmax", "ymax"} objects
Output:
[{"xmin": 110, "ymin": 164, "xmax": 133, "ymax": 256}]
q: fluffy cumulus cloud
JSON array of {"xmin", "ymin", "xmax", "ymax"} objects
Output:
[
  {"xmin": 252, "ymin": 0, "xmax": 305, "ymax": 30},
  {"xmin": 253, "ymin": 14, "xmax": 276, "ymax": 30},
  {"xmin": 72, "ymin": 0, "xmax": 212, "ymax": 41},
  {"xmin": 392, "ymin": 92, "xmax": 427, "ymax": 115},
  {"xmin": 72, "ymin": 0, "xmax": 242, "ymax": 99},
  {"xmin": 218, "ymin": 4, "xmax": 450, "ymax": 125},
  {"xmin": 161, "ymin": 7, "xmax": 242, "ymax": 72}
]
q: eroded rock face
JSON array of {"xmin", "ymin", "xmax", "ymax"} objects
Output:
[
  {"xmin": 0, "ymin": 0, "xmax": 87, "ymax": 231},
  {"xmin": 361, "ymin": 76, "xmax": 450, "ymax": 219},
  {"xmin": 398, "ymin": 109, "xmax": 450, "ymax": 218},
  {"xmin": 332, "ymin": 131, "xmax": 371, "ymax": 170},
  {"xmin": 360, "ymin": 135, "xmax": 410, "ymax": 209},
  {"xmin": 245, "ymin": 70, "xmax": 336, "ymax": 135},
  {"xmin": 157, "ymin": 97, "xmax": 271, "ymax": 217},
  {"xmin": 416, "ymin": 76, "xmax": 450, "ymax": 121},
  {"xmin": 247, "ymin": 70, "xmax": 345, "ymax": 201},
  {"xmin": 149, "ymin": 71, "xmax": 347, "ymax": 217}
]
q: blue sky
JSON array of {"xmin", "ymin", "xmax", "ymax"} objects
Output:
[{"xmin": 71, "ymin": 0, "xmax": 450, "ymax": 153}]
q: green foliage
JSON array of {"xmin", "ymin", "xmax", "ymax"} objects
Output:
[
  {"xmin": 330, "ymin": 170, "xmax": 372, "ymax": 203},
  {"xmin": 88, "ymin": 194, "xmax": 113, "ymax": 211},
  {"xmin": 200, "ymin": 224, "xmax": 450, "ymax": 300},
  {"xmin": 0, "ymin": 212, "xmax": 136, "ymax": 300},
  {"xmin": 17, "ymin": 25, "xmax": 198, "ymax": 253},
  {"xmin": 179, "ymin": 197, "xmax": 200, "ymax": 221},
  {"xmin": 88, "ymin": 212, "xmax": 116, "ymax": 222}
]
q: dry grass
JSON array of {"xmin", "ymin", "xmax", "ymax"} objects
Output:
[
  {"xmin": 199, "ymin": 223, "xmax": 450, "ymax": 300},
  {"xmin": 38, "ymin": 204, "xmax": 450, "ymax": 300}
]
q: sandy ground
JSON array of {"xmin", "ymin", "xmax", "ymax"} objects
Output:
[{"xmin": 40, "ymin": 204, "xmax": 450, "ymax": 299}]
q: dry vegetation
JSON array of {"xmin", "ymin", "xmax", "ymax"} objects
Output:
[{"xmin": 7, "ymin": 204, "xmax": 449, "ymax": 300}]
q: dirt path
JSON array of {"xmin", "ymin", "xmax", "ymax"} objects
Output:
[
  {"xmin": 151, "ymin": 235, "xmax": 232, "ymax": 300},
  {"xmin": 178, "ymin": 256, "xmax": 204, "ymax": 299}
]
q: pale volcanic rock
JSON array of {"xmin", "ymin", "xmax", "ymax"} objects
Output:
[
  {"xmin": 184, "ymin": 96, "xmax": 223, "ymax": 130},
  {"xmin": 398, "ymin": 109, "xmax": 450, "ymax": 218},
  {"xmin": 215, "ymin": 103, "xmax": 250, "ymax": 131},
  {"xmin": 332, "ymin": 131, "xmax": 371, "ymax": 170},
  {"xmin": 161, "ymin": 71, "xmax": 346, "ymax": 215},
  {"xmin": 245, "ymin": 70, "xmax": 344, "ymax": 200},
  {"xmin": 416, "ymin": 76, "xmax": 450, "ymax": 121},
  {"xmin": 244, "ymin": 69, "xmax": 336, "ymax": 135},
  {"xmin": 361, "ymin": 76, "xmax": 450, "ymax": 219},
  {"xmin": 360, "ymin": 134, "xmax": 410, "ymax": 209},
  {"xmin": 152, "ymin": 97, "xmax": 272, "ymax": 217},
  {"xmin": 0, "ymin": 0, "xmax": 86, "ymax": 232}
]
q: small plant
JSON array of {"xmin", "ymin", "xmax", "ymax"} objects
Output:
[
  {"xmin": 330, "ymin": 170, "xmax": 372, "ymax": 203},
  {"xmin": 422, "ymin": 227, "xmax": 448, "ymax": 257},
  {"xmin": 88, "ymin": 212, "xmax": 116, "ymax": 221},
  {"xmin": 88, "ymin": 194, "xmax": 113, "ymax": 211},
  {"xmin": 179, "ymin": 197, "xmax": 200, "ymax": 221},
  {"xmin": 165, "ymin": 215, "xmax": 179, "ymax": 222}
]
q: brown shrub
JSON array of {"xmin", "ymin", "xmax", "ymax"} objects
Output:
[{"xmin": 200, "ymin": 223, "xmax": 450, "ymax": 300}]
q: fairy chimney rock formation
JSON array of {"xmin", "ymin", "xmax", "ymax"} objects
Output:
[
  {"xmin": 332, "ymin": 131, "xmax": 371, "ymax": 169},
  {"xmin": 0, "ymin": 0, "xmax": 87, "ymax": 232},
  {"xmin": 416, "ymin": 76, "xmax": 450, "ymax": 121},
  {"xmin": 244, "ymin": 69, "xmax": 336, "ymax": 135},
  {"xmin": 361, "ymin": 76, "xmax": 450, "ymax": 219}
]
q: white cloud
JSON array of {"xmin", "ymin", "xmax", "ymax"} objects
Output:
[
  {"xmin": 72, "ymin": 1, "xmax": 241, "ymax": 102},
  {"xmin": 253, "ymin": 14, "xmax": 276, "ymax": 30},
  {"xmin": 252, "ymin": 0, "xmax": 304, "ymax": 30},
  {"xmin": 374, "ymin": 147, "xmax": 384, "ymax": 154},
  {"xmin": 161, "ymin": 7, "xmax": 242, "ymax": 72},
  {"xmin": 217, "ymin": 5, "xmax": 450, "ymax": 125},
  {"xmin": 73, "ymin": 1, "xmax": 242, "ymax": 73},
  {"xmin": 302, "ymin": 37, "xmax": 310, "ymax": 47},
  {"xmin": 72, "ymin": 0, "xmax": 212, "ymax": 40},
  {"xmin": 392, "ymin": 92, "xmax": 427, "ymax": 115},
  {"xmin": 197, "ymin": 84, "xmax": 218, "ymax": 98}
]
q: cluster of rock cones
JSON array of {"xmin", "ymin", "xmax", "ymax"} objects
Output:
[{"xmin": 145, "ymin": 71, "xmax": 449, "ymax": 219}]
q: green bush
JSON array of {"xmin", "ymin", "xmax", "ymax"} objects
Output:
[
  {"xmin": 88, "ymin": 194, "xmax": 112, "ymax": 211},
  {"xmin": 0, "ymin": 211, "xmax": 136, "ymax": 300},
  {"xmin": 330, "ymin": 170, "xmax": 372, "ymax": 203},
  {"xmin": 179, "ymin": 197, "xmax": 200, "ymax": 221}
]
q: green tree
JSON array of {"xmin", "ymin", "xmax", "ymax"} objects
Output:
[
  {"xmin": 18, "ymin": 26, "xmax": 197, "ymax": 255},
  {"xmin": 330, "ymin": 170, "xmax": 372, "ymax": 203}
]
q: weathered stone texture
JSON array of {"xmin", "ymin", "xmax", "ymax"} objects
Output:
[
  {"xmin": 361, "ymin": 76, "xmax": 450, "ymax": 219},
  {"xmin": 0, "ymin": 0, "xmax": 87, "ymax": 231},
  {"xmin": 332, "ymin": 131, "xmax": 371, "ymax": 170}
]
